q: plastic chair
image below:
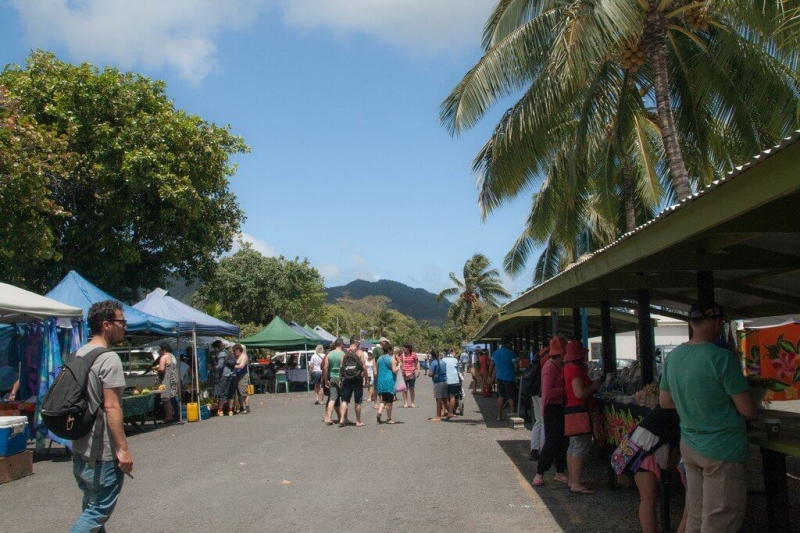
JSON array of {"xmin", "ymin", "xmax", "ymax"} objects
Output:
[{"xmin": 275, "ymin": 373, "xmax": 289, "ymax": 393}]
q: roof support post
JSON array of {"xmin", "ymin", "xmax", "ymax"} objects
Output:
[
  {"xmin": 572, "ymin": 308, "xmax": 582, "ymax": 340},
  {"xmin": 697, "ymin": 270, "xmax": 715, "ymax": 301},
  {"xmin": 601, "ymin": 300, "xmax": 616, "ymax": 377},
  {"xmin": 533, "ymin": 322, "xmax": 541, "ymax": 352},
  {"xmin": 637, "ymin": 290, "xmax": 654, "ymax": 386},
  {"xmin": 540, "ymin": 316, "xmax": 549, "ymax": 346},
  {"xmin": 524, "ymin": 326, "xmax": 531, "ymax": 356},
  {"xmin": 551, "ymin": 309, "xmax": 559, "ymax": 335}
]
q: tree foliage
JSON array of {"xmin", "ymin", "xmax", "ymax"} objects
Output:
[
  {"xmin": 195, "ymin": 243, "xmax": 327, "ymax": 326},
  {"xmin": 436, "ymin": 253, "xmax": 510, "ymax": 325},
  {"xmin": 442, "ymin": 1, "xmax": 799, "ymax": 284},
  {"xmin": 0, "ymin": 51, "xmax": 247, "ymax": 298}
]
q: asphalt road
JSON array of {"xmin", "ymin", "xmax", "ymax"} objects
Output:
[{"xmin": 3, "ymin": 378, "xmax": 797, "ymax": 532}]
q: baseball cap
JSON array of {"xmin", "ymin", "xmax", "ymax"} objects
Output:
[
  {"xmin": 379, "ymin": 336, "xmax": 391, "ymax": 343},
  {"xmin": 688, "ymin": 300, "xmax": 725, "ymax": 322}
]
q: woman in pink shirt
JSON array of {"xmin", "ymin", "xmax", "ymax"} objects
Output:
[
  {"xmin": 532, "ymin": 336, "xmax": 569, "ymax": 487},
  {"xmin": 401, "ymin": 344, "xmax": 419, "ymax": 408}
]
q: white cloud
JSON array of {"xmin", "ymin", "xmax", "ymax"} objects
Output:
[
  {"xmin": 278, "ymin": 0, "xmax": 494, "ymax": 54},
  {"xmin": 231, "ymin": 233, "xmax": 278, "ymax": 257},
  {"xmin": 9, "ymin": 0, "xmax": 262, "ymax": 84},
  {"xmin": 8, "ymin": 1, "xmax": 493, "ymax": 84},
  {"xmin": 350, "ymin": 252, "xmax": 380, "ymax": 282},
  {"xmin": 317, "ymin": 263, "xmax": 342, "ymax": 283}
]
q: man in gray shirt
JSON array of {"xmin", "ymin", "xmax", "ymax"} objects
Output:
[{"xmin": 71, "ymin": 300, "xmax": 133, "ymax": 531}]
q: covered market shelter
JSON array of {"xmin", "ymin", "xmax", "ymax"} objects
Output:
[{"xmin": 478, "ymin": 132, "xmax": 800, "ymax": 532}]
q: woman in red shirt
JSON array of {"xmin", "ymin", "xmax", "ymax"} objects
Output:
[
  {"xmin": 563, "ymin": 340, "xmax": 599, "ymax": 495},
  {"xmin": 532, "ymin": 336, "xmax": 569, "ymax": 487},
  {"xmin": 401, "ymin": 344, "xmax": 419, "ymax": 408}
]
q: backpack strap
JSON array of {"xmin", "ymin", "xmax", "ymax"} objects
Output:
[{"xmin": 81, "ymin": 346, "xmax": 111, "ymax": 369}]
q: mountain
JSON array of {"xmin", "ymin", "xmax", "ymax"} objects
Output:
[{"xmin": 326, "ymin": 279, "xmax": 450, "ymax": 325}]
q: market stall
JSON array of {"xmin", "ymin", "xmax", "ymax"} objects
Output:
[
  {"xmin": 133, "ymin": 288, "xmax": 240, "ymax": 421},
  {"xmin": 0, "ymin": 282, "xmax": 83, "ymax": 473},
  {"xmin": 242, "ymin": 316, "xmax": 322, "ymax": 392}
]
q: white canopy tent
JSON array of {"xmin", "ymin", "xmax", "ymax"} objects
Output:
[{"xmin": 0, "ymin": 282, "xmax": 83, "ymax": 324}]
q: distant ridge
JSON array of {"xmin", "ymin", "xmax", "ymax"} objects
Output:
[{"xmin": 326, "ymin": 279, "xmax": 450, "ymax": 326}]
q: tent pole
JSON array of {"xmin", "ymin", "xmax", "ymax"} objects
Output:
[
  {"xmin": 176, "ymin": 336, "xmax": 183, "ymax": 423},
  {"xmin": 193, "ymin": 330, "xmax": 199, "ymax": 420}
]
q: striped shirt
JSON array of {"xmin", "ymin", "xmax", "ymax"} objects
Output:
[{"xmin": 402, "ymin": 352, "xmax": 418, "ymax": 376}]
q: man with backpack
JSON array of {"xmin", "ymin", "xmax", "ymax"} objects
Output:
[
  {"xmin": 338, "ymin": 337, "xmax": 367, "ymax": 427},
  {"xmin": 69, "ymin": 300, "xmax": 133, "ymax": 531}
]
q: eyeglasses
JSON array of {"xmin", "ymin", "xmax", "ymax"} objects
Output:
[{"xmin": 107, "ymin": 319, "xmax": 128, "ymax": 326}]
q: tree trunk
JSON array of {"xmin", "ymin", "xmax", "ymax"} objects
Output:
[
  {"xmin": 646, "ymin": 8, "xmax": 691, "ymax": 201},
  {"xmin": 622, "ymin": 163, "xmax": 637, "ymax": 232}
]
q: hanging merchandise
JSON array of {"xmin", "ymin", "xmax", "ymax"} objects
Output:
[{"xmin": 35, "ymin": 319, "xmax": 68, "ymax": 450}]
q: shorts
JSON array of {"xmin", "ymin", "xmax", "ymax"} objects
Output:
[
  {"xmin": 216, "ymin": 375, "xmax": 235, "ymax": 400},
  {"xmin": 366, "ymin": 375, "xmax": 374, "ymax": 387},
  {"xmin": 447, "ymin": 384, "xmax": 461, "ymax": 397},
  {"xmin": 567, "ymin": 433, "xmax": 592, "ymax": 460},
  {"xmin": 310, "ymin": 371, "xmax": 323, "ymax": 386},
  {"xmin": 496, "ymin": 379, "xmax": 515, "ymax": 400},
  {"xmin": 341, "ymin": 378, "xmax": 363, "ymax": 404},
  {"xmin": 237, "ymin": 372, "xmax": 250, "ymax": 396},
  {"xmin": 380, "ymin": 393, "xmax": 395, "ymax": 403},
  {"xmin": 404, "ymin": 375, "xmax": 416, "ymax": 390},
  {"xmin": 327, "ymin": 383, "xmax": 341, "ymax": 403},
  {"xmin": 433, "ymin": 382, "xmax": 448, "ymax": 399}
]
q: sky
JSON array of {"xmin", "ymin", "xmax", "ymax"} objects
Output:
[{"xmin": 0, "ymin": 0, "xmax": 538, "ymax": 298}]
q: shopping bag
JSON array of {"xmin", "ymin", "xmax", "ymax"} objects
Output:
[
  {"xmin": 395, "ymin": 371, "xmax": 407, "ymax": 393},
  {"xmin": 564, "ymin": 405, "xmax": 591, "ymax": 436}
]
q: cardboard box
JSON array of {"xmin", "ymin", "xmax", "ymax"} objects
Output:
[{"xmin": 0, "ymin": 450, "xmax": 33, "ymax": 484}]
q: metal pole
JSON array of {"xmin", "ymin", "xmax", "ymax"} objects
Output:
[
  {"xmin": 572, "ymin": 308, "xmax": 582, "ymax": 340},
  {"xmin": 192, "ymin": 329, "xmax": 199, "ymax": 421},
  {"xmin": 176, "ymin": 336, "xmax": 183, "ymax": 423},
  {"xmin": 601, "ymin": 300, "xmax": 615, "ymax": 377}
]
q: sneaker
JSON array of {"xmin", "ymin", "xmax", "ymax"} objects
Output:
[
  {"xmin": 245, "ymin": 406, "xmax": 251, "ymax": 413},
  {"xmin": 529, "ymin": 449, "xmax": 540, "ymax": 461},
  {"xmin": 227, "ymin": 411, "xmax": 234, "ymax": 416}
]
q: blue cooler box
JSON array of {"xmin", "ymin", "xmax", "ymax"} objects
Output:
[{"xmin": 0, "ymin": 416, "xmax": 28, "ymax": 457}]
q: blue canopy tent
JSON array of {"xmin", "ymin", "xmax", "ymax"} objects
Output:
[
  {"xmin": 133, "ymin": 289, "xmax": 240, "ymax": 418},
  {"xmin": 47, "ymin": 271, "xmax": 179, "ymax": 337}
]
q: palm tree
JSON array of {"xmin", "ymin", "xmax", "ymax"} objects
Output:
[
  {"xmin": 436, "ymin": 253, "xmax": 511, "ymax": 324},
  {"xmin": 442, "ymin": 0, "xmax": 798, "ymax": 281}
]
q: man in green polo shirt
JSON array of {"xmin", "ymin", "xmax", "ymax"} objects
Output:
[
  {"xmin": 322, "ymin": 337, "xmax": 345, "ymax": 425},
  {"xmin": 660, "ymin": 300, "xmax": 755, "ymax": 532}
]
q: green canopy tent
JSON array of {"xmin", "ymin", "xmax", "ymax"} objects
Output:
[
  {"xmin": 240, "ymin": 316, "xmax": 321, "ymax": 350},
  {"xmin": 241, "ymin": 316, "xmax": 323, "ymax": 392}
]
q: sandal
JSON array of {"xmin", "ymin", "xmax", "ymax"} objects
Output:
[
  {"xmin": 531, "ymin": 476, "xmax": 544, "ymax": 487},
  {"xmin": 553, "ymin": 475, "xmax": 569, "ymax": 485},
  {"xmin": 570, "ymin": 488, "xmax": 595, "ymax": 495},
  {"xmin": 386, "ymin": 419, "xmax": 395, "ymax": 424},
  {"xmin": 376, "ymin": 414, "xmax": 382, "ymax": 424}
]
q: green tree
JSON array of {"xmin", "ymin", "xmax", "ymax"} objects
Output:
[
  {"xmin": 0, "ymin": 86, "xmax": 75, "ymax": 287},
  {"xmin": 436, "ymin": 253, "xmax": 510, "ymax": 325},
  {"xmin": 0, "ymin": 51, "xmax": 247, "ymax": 298},
  {"xmin": 195, "ymin": 243, "xmax": 326, "ymax": 326},
  {"xmin": 442, "ymin": 1, "xmax": 798, "ymax": 282}
]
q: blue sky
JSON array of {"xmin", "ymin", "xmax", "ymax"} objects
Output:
[{"xmin": 0, "ymin": 0, "xmax": 538, "ymax": 298}]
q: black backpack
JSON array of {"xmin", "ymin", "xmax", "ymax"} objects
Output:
[
  {"xmin": 340, "ymin": 351, "xmax": 363, "ymax": 381},
  {"xmin": 521, "ymin": 356, "xmax": 542, "ymax": 397},
  {"xmin": 41, "ymin": 347, "xmax": 109, "ymax": 440}
]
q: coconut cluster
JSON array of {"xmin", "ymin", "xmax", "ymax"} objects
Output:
[
  {"xmin": 620, "ymin": 40, "xmax": 645, "ymax": 73},
  {"xmin": 684, "ymin": 6, "xmax": 710, "ymax": 31}
]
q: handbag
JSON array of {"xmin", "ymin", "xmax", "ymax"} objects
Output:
[
  {"xmin": 564, "ymin": 404, "xmax": 591, "ymax": 436},
  {"xmin": 395, "ymin": 371, "xmax": 407, "ymax": 393}
]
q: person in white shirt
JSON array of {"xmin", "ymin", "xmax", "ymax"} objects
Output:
[{"xmin": 310, "ymin": 345, "xmax": 325, "ymax": 405}]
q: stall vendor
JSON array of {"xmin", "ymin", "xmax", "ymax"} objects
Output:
[{"xmin": 2, "ymin": 378, "xmax": 19, "ymax": 401}]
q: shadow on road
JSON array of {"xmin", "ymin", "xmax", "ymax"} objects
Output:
[{"xmin": 495, "ymin": 438, "xmax": 685, "ymax": 533}]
